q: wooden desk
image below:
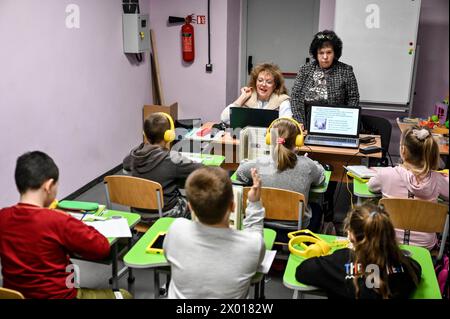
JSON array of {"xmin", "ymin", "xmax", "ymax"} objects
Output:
[
  {"xmin": 187, "ymin": 123, "xmax": 382, "ymax": 182},
  {"xmin": 396, "ymin": 118, "xmax": 449, "ymax": 155},
  {"xmin": 297, "ymin": 134, "xmax": 382, "ymax": 182}
]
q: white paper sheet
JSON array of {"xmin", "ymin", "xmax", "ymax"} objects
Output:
[
  {"xmin": 85, "ymin": 218, "xmax": 132, "ymax": 238},
  {"xmin": 257, "ymin": 250, "xmax": 277, "ymax": 274}
]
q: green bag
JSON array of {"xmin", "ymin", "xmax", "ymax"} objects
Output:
[{"xmin": 57, "ymin": 200, "xmax": 99, "ymax": 213}]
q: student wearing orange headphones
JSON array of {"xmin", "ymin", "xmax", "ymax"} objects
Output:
[
  {"xmin": 123, "ymin": 113, "xmax": 203, "ymax": 219},
  {"xmin": 295, "ymin": 203, "xmax": 421, "ymax": 299},
  {"xmin": 235, "ymin": 117, "xmax": 325, "ymax": 232}
]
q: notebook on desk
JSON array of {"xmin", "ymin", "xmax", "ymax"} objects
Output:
[{"xmin": 304, "ymin": 105, "xmax": 361, "ymax": 148}]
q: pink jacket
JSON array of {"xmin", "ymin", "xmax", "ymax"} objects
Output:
[{"xmin": 368, "ymin": 166, "xmax": 449, "ymax": 250}]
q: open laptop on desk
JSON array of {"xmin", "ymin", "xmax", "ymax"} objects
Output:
[
  {"xmin": 230, "ymin": 107, "xmax": 278, "ymax": 130},
  {"xmin": 304, "ymin": 105, "xmax": 360, "ymax": 148}
]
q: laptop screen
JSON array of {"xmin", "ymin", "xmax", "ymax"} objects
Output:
[
  {"xmin": 230, "ymin": 107, "xmax": 279, "ymax": 130},
  {"xmin": 308, "ymin": 105, "xmax": 360, "ymax": 137}
]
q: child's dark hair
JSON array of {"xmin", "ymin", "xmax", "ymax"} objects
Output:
[
  {"xmin": 344, "ymin": 203, "xmax": 420, "ymax": 299},
  {"xmin": 144, "ymin": 113, "xmax": 171, "ymax": 144},
  {"xmin": 185, "ymin": 167, "xmax": 233, "ymax": 225},
  {"xmin": 15, "ymin": 151, "xmax": 59, "ymax": 194}
]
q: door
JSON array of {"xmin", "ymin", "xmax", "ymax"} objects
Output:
[{"xmin": 242, "ymin": 0, "xmax": 320, "ymax": 93}]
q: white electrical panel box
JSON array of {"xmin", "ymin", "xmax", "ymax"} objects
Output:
[{"xmin": 122, "ymin": 14, "xmax": 150, "ymax": 53}]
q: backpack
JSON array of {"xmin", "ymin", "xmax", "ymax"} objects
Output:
[{"xmin": 435, "ymin": 255, "xmax": 449, "ymax": 299}]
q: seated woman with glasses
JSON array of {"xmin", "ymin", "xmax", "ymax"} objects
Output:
[
  {"xmin": 220, "ymin": 63, "xmax": 292, "ymax": 125},
  {"xmin": 290, "ymin": 30, "xmax": 360, "ymax": 125}
]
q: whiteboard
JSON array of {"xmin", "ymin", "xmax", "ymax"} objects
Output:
[{"xmin": 335, "ymin": 0, "xmax": 421, "ymax": 105}]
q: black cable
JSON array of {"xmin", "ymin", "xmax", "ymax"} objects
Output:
[
  {"xmin": 387, "ymin": 150, "xmax": 395, "ymax": 167},
  {"xmin": 333, "ymin": 151, "xmax": 363, "ymax": 211},
  {"xmin": 207, "ymin": 0, "xmax": 211, "ymax": 65},
  {"xmin": 135, "ymin": 53, "xmax": 143, "ymax": 63}
]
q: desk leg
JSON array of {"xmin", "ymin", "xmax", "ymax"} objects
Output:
[
  {"xmin": 254, "ymin": 283, "xmax": 260, "ymax": 299},
  {"xmin": 127, "ymin": 237, "xmax": 135, "ymax": 292},
  {"xmin": 154, "ymin": 269, "xmax": 160, "ymax": 299},
  {"xmin": 357, "ymin": 195, "xmax": 363, "ymax": 206},
  {"xmin": 111, "ymin": 243, "xmax": 118, "ymax": 291},
  {"xmin": 260, "ymin": 275, "xmax": 266, "ymax": 299}
]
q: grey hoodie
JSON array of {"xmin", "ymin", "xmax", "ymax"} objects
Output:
[{"xmin": 123, "ymin": 143, "xmax": 203, "ymax": 210}]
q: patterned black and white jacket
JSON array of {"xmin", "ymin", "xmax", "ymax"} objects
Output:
[{"xmin": 291, "ymin": 60, "xmax": 360, "ymax": 124}]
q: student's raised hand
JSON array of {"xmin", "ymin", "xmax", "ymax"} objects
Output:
[{"xmin": 247, "ymin": 168, "xmax": 261, "ymax": 203}]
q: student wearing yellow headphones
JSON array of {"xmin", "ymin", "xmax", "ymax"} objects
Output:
[
  {"xmin": 123, "ymin": 112, "xmax": 203, "ymax": 220},
  {"xmin": 295, "ymin": 203, "xmax": 421, "ymax": 299},
  {"xmin": 235, "ymin": 117, "xmax": 326, "ymax": 233}
]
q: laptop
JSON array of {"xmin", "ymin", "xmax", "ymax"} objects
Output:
[
  {"xmin": 304, "ymin": 105, "xmax": 361, "ymax": 148},
  {"xmin": 230, "ymin": 107, "xmax": 279, "ymax": 131}
]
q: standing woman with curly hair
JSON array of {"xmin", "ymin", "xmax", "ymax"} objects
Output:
[
  {"xmin": 291, "ymin": 30, "xmax": 360, "ymax": 125},
  {"xmin": 291, "ymin": 30, "xmax": 360, "ymax": 222}
]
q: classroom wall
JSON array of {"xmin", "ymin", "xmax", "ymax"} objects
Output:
[
  {"xmin": 318, "ymin": 0, "xmax": 449, "ymax": 156},
  {"xmin": 0, "ymin": 0, "xmax": 152, "ymax": 206},
  {"xmin": 226, "ymin": 0, "xmax": 242, "ymax": 106},
  {"xmin": 148, "ymin": 0, "xmax": 241, "ymax": 121},
  {"xmin": 318, "ymin": 0, "xmax": 335, "ymax": 31}
]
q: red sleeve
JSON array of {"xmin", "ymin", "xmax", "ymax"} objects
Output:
[{"xmin": 58, "ymin": 215, "xmax": 110, "ymax": 260}]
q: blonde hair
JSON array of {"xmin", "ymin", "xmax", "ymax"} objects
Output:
[
  {"xmin": 344, "ymin": 204, "xmax": 420, "ymax": 299},
  {"xmin": 272, "ymin": 119, "xmax": 300, "ymax": 171},
  {"xmin": 247, "ymin": 63, "xmax": 288, "ymax": 95},
  {"xmin": 401, "ymin": 125, "xmax": 439, "ymax": 180}
]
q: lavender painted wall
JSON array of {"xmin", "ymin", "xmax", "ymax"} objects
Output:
[
  {"xmin": 318, "ymin": 0, "xmax": 449, "ymax": 156},
  {"xmin": 414, "ymin": 0, "xmax": 449, "ymax": 118},
  {"xmin": 318, "ymin": 0, "xmax": 335, "ymax": 31},
  {"xmin": 226, "ymin": 0, "xmax": 241, "ymax": 105},
  {"xmin": 0, "ymin": 0, "xmax": 152, "ymax": 206},
  {"xmin": 148, "ymin": 0, "xmax": 240, "ymax": 121}
]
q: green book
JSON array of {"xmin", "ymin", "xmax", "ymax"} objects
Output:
[{"xmin": 57, "ymin": 200, "xmax": 99, "ymax": 213}]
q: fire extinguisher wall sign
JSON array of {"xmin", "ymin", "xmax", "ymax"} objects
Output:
[{"xmin": 182, "ymin": 16, "xmax": 195, "ymax": 62}]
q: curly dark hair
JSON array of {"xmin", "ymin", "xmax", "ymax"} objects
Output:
[{"xmin": 309, "ymin": 30, "xmax": 343, "ymax": 61}]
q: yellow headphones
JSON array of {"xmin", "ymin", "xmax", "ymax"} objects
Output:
[
  {"xmin": 265, "ymin": 117, "xmax": 304, "ymax": 147},
  {"xmin": 144, "ymin": 112, "xmax": 176, "ymax": 143},
  {"xmin": 288, "ymin": 229, "xmax": 331, "ymax": 258}
]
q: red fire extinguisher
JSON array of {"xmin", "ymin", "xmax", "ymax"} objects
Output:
[{"xmin": 181, "ymin": 15, "xmax": 195, "ymax": 62}]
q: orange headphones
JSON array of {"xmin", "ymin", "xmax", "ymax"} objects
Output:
[
  {"xmin": 144, "ymin": 112, "xmax": 176, "ymax": 143},
  {"xmin": 265, "ymin": 117, "xmax": 304, "ymax": 147}
]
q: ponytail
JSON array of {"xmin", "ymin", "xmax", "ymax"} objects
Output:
[
  {"xmin": 275, "ymin": 144, "xmax": 297, "ymax": 171},
  {"xmin": 344, "ymin": 204, "xmax": 420, "ymax": 299},
  {"xmin": 271, "ymin": 119, "xmax": 299, "ymax": 171},
  {"xmin": 401, "ymin": 126, "xmax": 439, "ymax": 180}
]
